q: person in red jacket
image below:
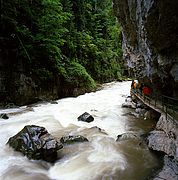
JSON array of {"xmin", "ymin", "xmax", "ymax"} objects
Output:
[{"xmin": 143, "ymin": 86, "xmax": 152, "ymax": 96}]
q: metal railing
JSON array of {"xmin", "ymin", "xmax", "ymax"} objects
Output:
[{"xmin": 134, "ymin": 90, "xmax": 178, "ymax": 121}]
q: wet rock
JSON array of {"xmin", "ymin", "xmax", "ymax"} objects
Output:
[
  {"xmin": 136, "ymin": 102, "xmax": 145, "ymax": 109},
  {"xmin": 135, "ymin": 107, "xmax": 146, "ymax": 117},
  {"xmin": 0, "ymin": 113, "xmax": 9, "ymax": 119},
  {"xmin": 77, "ymin": 112, "xmax": 94, "ymax": 123},
  {"xmin": 116, "ymin": 132, "xmax": 148, "ymax": 148},
  {"xmin": 60, "ymin": 135, "xmax": 88, "ymax": 145},
  {"xmin": 154, "ymin": 156, "xmax": 178, "ymax": 180},
  {"xmin": 147, "ymin": 114, "xmax": 178, "ymax": 179},
  {"xmin": 148, "ymin": 130, "xmax": 177, "ymax": 158},
  {"xmin": 78, "ymin": 126, "xmax": 108, "ymax": 138},
  {"xmin": 7, "ymin": 125, "xmax": 63, "ymax": 162},
  {"xmin": 147, "ymin": 115, "xmax": 178, "ymax": 159},
  {"xmin": 116, "ymin": 132, "xmax": 139, "ymax": 141},
  {"xmin": 144, "ymin": 110, "xmax": 161, "ymax": 120},
  {"xmin": 125, "ymin": 96, "xmax": 132, "ymax": 102},
  {"xmin": 89, "ymin": 126, "xmax": 107, "ymax": 134},
  {"xmin": 122, "ymin": 112, "xmax": 137, "ymax": 117},
  {"xmin": 122, "ymin": 102, "xmax": 136, "ymax": 109},
  {"xmin": 50, "ymin": 101, "xmax": 58, "ymax": 104}
]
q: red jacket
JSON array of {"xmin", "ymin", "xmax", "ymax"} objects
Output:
[{"xmin": 143, "ymin": 86, "xmax": 152, "ymax": 95}]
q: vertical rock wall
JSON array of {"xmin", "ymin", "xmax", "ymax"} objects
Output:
[
  {"xmin": 113, "ymin": 1, "xmax": 178, "ymax": 178},
  {"xmin": 113, "ymin": 0, "xmax": 178, "ymax": 97}
]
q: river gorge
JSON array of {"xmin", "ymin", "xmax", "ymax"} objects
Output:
[{"xmin": 0, "ymin": 81, "xmax": 162, "ymax": 180}]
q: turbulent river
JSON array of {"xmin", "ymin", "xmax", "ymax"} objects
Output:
[{"xmin": 0, "ymin": 81, "xmax": 161, "ymax": 180}]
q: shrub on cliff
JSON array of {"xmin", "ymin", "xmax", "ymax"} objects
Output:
[{"xmin": 66, "ymin": 61, "xmax": 96, "ymax": 90}]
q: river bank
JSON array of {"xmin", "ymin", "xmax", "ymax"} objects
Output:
[{"xmin": 123, "ymin": 94, "xmax": 178, "ymax": 179}]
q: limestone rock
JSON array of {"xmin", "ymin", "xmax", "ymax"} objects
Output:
[{"xmin": 113, "ymin": 0, "xmax": 178, "ymax": 97}]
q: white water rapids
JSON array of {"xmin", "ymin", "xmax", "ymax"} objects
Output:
[{"xmin": 0, "ymin": 81, "xmax": 161, "ymax": 180}]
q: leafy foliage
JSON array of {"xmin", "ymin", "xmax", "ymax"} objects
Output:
[
  {"xmin": 66, "ymin": 62, "xmax": 96, "ymax": 89},
  {"xmin": 1, "ymin": 0, "xmax": 123, "ymax": 93}
]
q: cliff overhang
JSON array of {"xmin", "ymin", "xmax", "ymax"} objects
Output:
[{"xmin": 113, "ymin": 0, "xmax": 178, "ymax": 98}]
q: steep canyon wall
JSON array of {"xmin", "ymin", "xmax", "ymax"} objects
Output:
[
  {"xmin": 113, "ymin": 0, "xmax": 178, "ymax": 97},
  {"xmin": 113, "ymin": 1, "xmax": 178, "ymax": 178}
]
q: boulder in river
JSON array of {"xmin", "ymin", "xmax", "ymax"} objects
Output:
[
  {"xmin": 60, "ymin": 135, "xmax": 89, "ymax": 145},
  {"xmin": 0, "ymin": 113, "xmax": 9, "ymax": 119},
  {"xmin": 7, "ymin": 125, "xmax": 63, "ymax": 162},
  {"xmin": 77, "ymin": 112, "xmax": 94, "ymax": 123},
  {"xmin": 116, "ymin": 132, "xmax": 138, "ymax": 141}
]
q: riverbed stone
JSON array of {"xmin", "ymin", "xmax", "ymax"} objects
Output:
[
  {"xmin": 77, "ymin": 112, "xmax": 94, "ymax": 123},
  {"xmin": 116, "ymin": 132, "xmax": 138, "ymax": 141},
  {"xmin": 7, "ymin": 125, "xmax": 63, "ymax": 162},
  {"xmin": 60, "ymin": 135, "xmax": 88, "ymax": 145}
]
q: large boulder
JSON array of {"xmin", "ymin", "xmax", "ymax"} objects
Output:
[
  {"xmin": 7, "ymin": 125, "xmax": 63, "ymax": 162},
  {"xmin": 147, "ymin": 115, "xmax": 178, "ymax": 159},
  {"xmin": 60, "ymin": 135, "xmax": 88, "ymax": 145},
  {"xmin": 77, "ymin": 112, "xmax": 94, "ymax": 123}
]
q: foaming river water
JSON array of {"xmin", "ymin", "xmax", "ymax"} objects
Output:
[{"xmin": 0, "ymin": 81, "xmax": 161, "ymax": 180}]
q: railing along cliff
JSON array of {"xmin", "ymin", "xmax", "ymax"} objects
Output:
[{"xmin": 134, "ymin": 91, "xmax": 178, "ymax": 121}]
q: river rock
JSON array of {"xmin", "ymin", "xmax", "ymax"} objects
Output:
[
  {"xmin": 122, "ymin": 101, "xmax": 136, "ymax": 109},
  {"xmin": 113, "ymin": 0, "xmax": 178, "ymax": 97},
  {"xmin": 147, "ymin": 130, "xmax": 177, "ymax": 157},
  {"xmin": 77, "ymin": 112, "xmax": 94, "ymax": 123},
  {"xmin": 0, "ymin": 113, "xmax": 9, "ymax": 119},
  {"xmin": 116, "ymin": 132, "xmax": 139, "ymax": 141},
  {"xmin": 154, "ymin": 156, "xmax": 178, "ymax": 180},
  {"xmin": 60, "ymin": 135, "xmax": 88, "ymax": 145},
  {"xmin": 7, "ymin": 125, "xmax": 63, "ymax": 162},
  {"xmin": 147, "ymin": 115, "xmax": 178, "ymax": 159},
  {"xmin": 144, "ymin": 109, "xmax": 161, "ymax": 120}
]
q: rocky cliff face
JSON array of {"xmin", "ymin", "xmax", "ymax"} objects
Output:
[
  {"xmin": 113, "ymin": 0, "xmax": 178, "ymax": 97},
  {"xmin": 113, "ymin": 0, "xmax": 178, "ymax": 178},
  {"xmin": 147, "ymin": 115, "xmax": 178, "ymax": 179}
]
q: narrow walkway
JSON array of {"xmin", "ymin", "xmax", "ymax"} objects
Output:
[{"xmin": 134, "ymin": 91, "xmax": 178, "ymax": 121}]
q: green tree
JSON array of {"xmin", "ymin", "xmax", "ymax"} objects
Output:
[{"xmin": 1, "ymin": 0, "xmax": 123, "ymax": 101}]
